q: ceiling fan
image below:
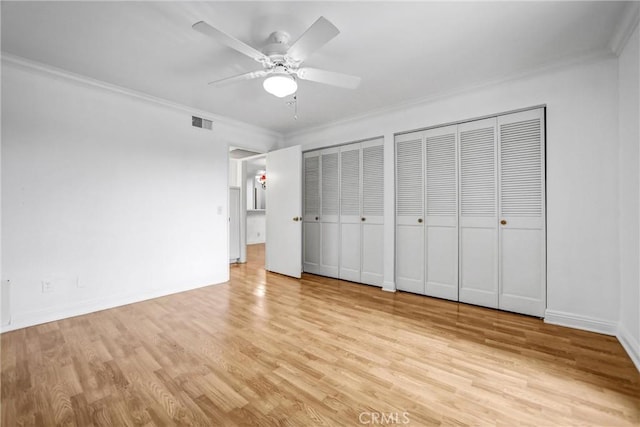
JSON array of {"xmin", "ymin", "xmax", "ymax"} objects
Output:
[{"xmin": 192, "ymin": 17, "xmax": 361, "ymax": 98}]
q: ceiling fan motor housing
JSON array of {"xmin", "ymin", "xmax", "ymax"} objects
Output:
[{"xmin": 263, "ymin": 31, "xmax": 291, "ymax": 56}]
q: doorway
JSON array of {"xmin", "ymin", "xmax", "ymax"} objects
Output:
[{"xmin": 228, "ymin": 147, "xmax": 267, "ymax": 266}]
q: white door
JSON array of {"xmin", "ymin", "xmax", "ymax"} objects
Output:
[
  {"xmin": 458, "ymin": 118, "xmax": 499, "ymax": 308},
  {"xmin": 339, "ymin": 143, "xmax": 362, "ymax": 282},
  {"xmin": 229, "ymin": 187, "xmax": 241, "ymax": 262},
  {"xmin": 498, "ymin": 108, "xmax": 546, "ymax": 316},
  {"xmin": 395, "ymin": 132, "xmax": 425, "ymax": 294},
  {"xmin": 424, "ymin": 126, "xmax": 459, "ymax": 300},
  {"xmin": 320, "ymin": 147, "xmax": 340, "ymax": 278},
  {"xmin": 266, "ymin": 145, "xmax": 302, "ymax": 278},
  {"xmin": 361, "ymin": 139, "xmax": 385, "ymax": 286},
  {"xmin": 303, "ymin": 151, "xmax": 321, "ymax": 275}
]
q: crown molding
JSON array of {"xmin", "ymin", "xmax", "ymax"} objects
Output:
[
  {"xmin": 610, "ymin": 1, "xmax": 640, "ymax": 56},
  {"xmin": 1, "ymin": 52, "xmax": 282, "ymax": 141},
  {"xmin": 283, "ymin": 47, "xmax": 615, "ymax": 143}
]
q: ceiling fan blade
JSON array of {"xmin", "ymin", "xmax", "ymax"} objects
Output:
[
  {"xmin": 208, "ymin": 70, "xmax": 269, "ymax": 86},
  {"xmin": 296, "ymin": 67, "xmax": 361, "ymax": 89},
  {"xmin": 193, "ymin": 21, "xmax": 267, "ymax": 62},
  {"xmin": 287, "ymin": 17, "xmax": 340, "ymax": 62}
]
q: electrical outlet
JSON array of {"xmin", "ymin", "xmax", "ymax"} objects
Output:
[
  {"xmin": 41, "ymin": 280, "xmax": 54, "ymax": 293},
  {"xmin": 76, "ymin": 278, "xmax": 84, "ymax": 288}
]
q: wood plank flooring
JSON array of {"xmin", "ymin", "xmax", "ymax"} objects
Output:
[{"xmin": 2, "ymin": 243, "xmax": 639, "ymax": 426}]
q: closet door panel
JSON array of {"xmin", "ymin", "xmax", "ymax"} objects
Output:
[
  {"xmin": 303, "ymin": 222, "xmax": 321, "ymax": 274},
  {"xmin": 460, "ymin": 226, "xmax": 499, "ymax": 307},
  {"xmin": 458, "ymin": 118, "xmax": 499, "ymax": 308},
  {"xmin": 361, "ymin": 224, "xmax": 384, "ymax": 285},
  {"xmin": 303, "ymin": 152, "xmax": 321, "ymax": 274},
  {"xmin": 340, "ymin": 223, "xmax": 361, "ymax": 282},
  {"xmin": 361, "ymin": 139, "xmax": 384, "ymax": 286},
  {"xmin": 320, "ymin": 148, "xmax": 340, "ymax": 277},
  {"xmin": 424, "ymin": 125, "xmax": 458, "ymax": 301},
  {"xmin": 498, "ymin": 108, "xmax": 546, "ymax": 316},
  {"xmin": 426, "ymin": 225, "xmax": 458, "ymax": 299},
  {"xmin": 339, "ymin": 143, "xmax": 362, "ymax": 282},
  {"xmin": 395, "ymin": 133, "xmax": 424, "ymax": 293},
  {"xmin": 396, "ymin": 226, "xmax": 424, "ymax": 294}
]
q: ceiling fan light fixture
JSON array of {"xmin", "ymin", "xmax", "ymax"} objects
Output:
[{"xmin": 263, "ymin": 74, "xmax": 297, "ymax": 98}]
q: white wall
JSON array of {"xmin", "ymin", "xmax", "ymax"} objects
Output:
[
  {"xmin": 1, "ymin": 57, "xmax": 279, "ymax": 331},
  {"xmin": 229, "ymin": 159, "xmax": 240, "ymax": 187},
  {"xmin": 286, "ymin": 55, "xmax": 621, "ymax": 331},
  {"xmin": 247, "ymin": 211, "xmax": 266, "ymax": 244},
  {"xmin": 618, "ymin": 23, "xmax": 640, "ymax": 370}
]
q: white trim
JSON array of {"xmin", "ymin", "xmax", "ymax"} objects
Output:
[
  {"xmin": 617, "ymin": 323, "xmax": 640, "ymax": 372},
  {"xmin": 1, "ymin": 281, "xmax": 225, "ymax": 333},
  {"xmin": 0, "ymin": 52, "xmax": 281, "ymax": 141},
  {"xmin": 382, "ymin": 281, "xmax": 396, "ymax": 292},
  {"xmin": 283, "ymin": 48, "xmax": 614, "ymax": 142},
  {"xmin": 544, "ymin": 309, "xmax": 618, "ymax": 335},
  {"xmin": 609, "ymin": 1, "xmax": 640, "ymax": 56}
]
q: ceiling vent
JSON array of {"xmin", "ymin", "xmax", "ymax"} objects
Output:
[{"xmin": 192, "ymin": 116, "xmax": 212, "ymax": 130}]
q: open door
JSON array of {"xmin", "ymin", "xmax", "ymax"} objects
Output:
[{"xmin": 266, "ymin": 145, "xmax": 302, "ymax": 278}]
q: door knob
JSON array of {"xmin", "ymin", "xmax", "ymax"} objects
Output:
[
  {"xmin": 293, "ymin": 217, "xmax": 300, "ymax": 222},
  {"xmin": 315, "ymin": 216, "xmax": 319, "ymax": 221},
  {"xmin": 361, "ymin": 217, "xmax": 366, "ymax": 222},
  {"xmin": 418, "ymin": 218, "xmax": 423, "ymax": 223},
  {"xmin": 500, "ymin": 219, "xmax": 507, "ymax": 225}
]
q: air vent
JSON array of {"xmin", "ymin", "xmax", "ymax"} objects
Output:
[{"xmin": 192, "ymin": 116, "xmax": 212, "ymax": 130}]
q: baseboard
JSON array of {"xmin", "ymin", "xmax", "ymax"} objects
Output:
[
  {"xmin": 617, "ymin": 323, "xmax": 640, "ymax": 372},
  {"xmin": 382, "ymin": 281, "xmax": 396, "ymax": 293},
  {"xmin": 544, "ymin": 309, "xmax": 618, "ymax": 335},
  {"xmin": 1, "ymin": 281, "xmax": 225, "ymax": 333}
]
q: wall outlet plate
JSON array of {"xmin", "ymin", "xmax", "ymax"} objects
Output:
[{"xmin": 41, "ymin": 280, "xmax": 54, "ymax": 293}]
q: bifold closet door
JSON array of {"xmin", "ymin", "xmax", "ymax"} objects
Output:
[
  {"xmin": 424, "ymin": 126, "xmax": 458, "ymax": 300},
  {"xmin": 458, "ymin": 117, "xmax": 499, "ymax": 309},
  {"xmin": 498, "ymin": 109, "xmax": 546, "ymax": 317},
  {"xmin": 360, "ymin": 139, "xmax": 384, "ymax": 286},
  {"xmin": 320, "ymin": 148, "xmax": 340, "ymax": 278},
  {"xmin": 395, "ymin": 132, "xmax": 425, "ymax": 293},
  {"xmin": 303, "ymin": 151, "xmax": 321, "ymax": 275},
  {"xmin": 339, "ymin": 143, "xmax": 362, "ymax": 282}
]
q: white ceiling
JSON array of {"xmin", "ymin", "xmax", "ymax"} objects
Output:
[{"xmin": 1, "ymin": 1, "xmax": 629, "ymax": 135}]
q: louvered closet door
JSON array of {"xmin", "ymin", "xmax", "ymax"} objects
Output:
[
  {"xmin": 339, "ymin": 143, "xmax": 362, "ymax": 282},
  {"xmin": 303, "ymin": 151, "xmax": 321, "ymax": 275},
  {"xmin": 395, "ymin": 132, "xmax": 425, "ymax": 294},
  {"xmin": 498, "ymin": 109, "xmax": 546, "ymax": 317},
  {"xmin": 361, "ymin": 139, "xmax": 384, "ymax": 286},
  {"xmin": 320, "ymin": 147, "xmax": 340, "ymax": 278},
  {"xmin": 424, "ymin": 125, "xmax": 458, "ymax": 300},
  {"xmin": 458, "ymin": 118, "xmax": 499, "ymax": 308}
]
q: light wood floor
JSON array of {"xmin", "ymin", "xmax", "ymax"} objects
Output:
[{"xmin": 2, "ymin": 244, "xmax": 639, "ymax": 426}]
